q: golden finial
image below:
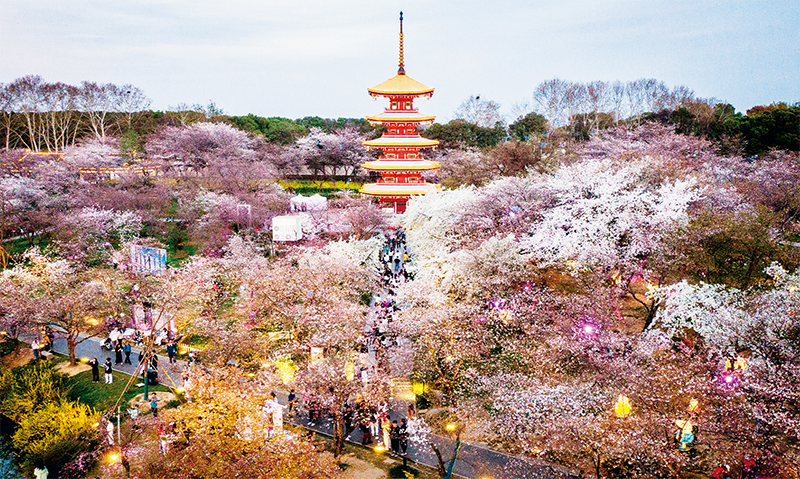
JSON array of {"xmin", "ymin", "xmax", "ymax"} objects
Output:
[{"xmin": 398, "ymin": 11, "xmax": 405, "ymax": 75}]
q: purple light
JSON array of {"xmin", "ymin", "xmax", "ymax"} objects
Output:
[
  {"xmin": 583, "ymin": 325, "xmax": 594, "ymax": 334},
  {"xmin": 724, "ymin": 375, "xmax": 734, "ymax": 384}
]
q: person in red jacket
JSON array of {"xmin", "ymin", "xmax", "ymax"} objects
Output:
[
  {"xmin": 712, "ymin": 465, "xmax": 731, "ymax": 479},
  {"xmin": 742, "ymin": 454, "xmax": 756, "ymax": 479}
]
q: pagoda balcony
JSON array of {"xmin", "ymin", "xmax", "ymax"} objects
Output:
[{"xmin": 383, "ymin": 107, "xmax": 419, "ymax": 113}]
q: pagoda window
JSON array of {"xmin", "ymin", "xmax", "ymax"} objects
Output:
[
  {"xmin": 405, "ymin": 101, "xmax": 411, "ymax": 109},
  {"xmin": 386, "ymin": 153, "xmax": 396, "ymax": 159},
  {"xmin": 408, "ymin": 177, "xmax": 419, "ymax": 183},
  {"xmin": 408, "ymin": 153, "xmax": 417, "ymax": 158},
  {"xmin": 389, "ymin": 129, "xmax": 396, "ymax": 134},
  {"xmin": 384, "ymin": 177, "xmax": 395, "ymax": 183},
  {"xmin": 391, "ymin": 102, "xmax": 397, "ymax": 109}
]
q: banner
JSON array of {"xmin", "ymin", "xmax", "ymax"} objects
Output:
[{"xmin": 130, "ymin": 245, "xmax": 167, "ymax": 275}]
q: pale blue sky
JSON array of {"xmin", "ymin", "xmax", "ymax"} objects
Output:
[{"xmin": 1, "ymin": 0, "xmax": 798, "ymax": 122}]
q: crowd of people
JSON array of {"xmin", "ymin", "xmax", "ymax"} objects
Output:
[{"xmin": 288, "ymin": 227, "xmax": 413, "ymax": 456}]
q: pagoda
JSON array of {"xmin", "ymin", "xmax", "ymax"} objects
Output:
[{"xmin": 360, "ymin": 12, "xmax": 440, "ymax": 214}]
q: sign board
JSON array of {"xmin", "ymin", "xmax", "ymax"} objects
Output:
[
  {"xmin": 130, "ymin": 245, "xmax": 167, "ymax": 275},
  {"xmin": 272, "ymin": 215, "xmax": 303, "ymax": 242},
  {"xmin": 310, "ymin": 346, "xmax": 324, "ymax": 365}
]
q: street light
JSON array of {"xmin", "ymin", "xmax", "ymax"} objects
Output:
[{"xmin": 614, "ymin": 395, "xmax": 632, "ymax": 418}]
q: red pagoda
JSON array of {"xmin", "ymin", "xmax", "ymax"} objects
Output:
[{"xmin": 360, "ymin": 12, "xmax": 440, "ymax": 214}]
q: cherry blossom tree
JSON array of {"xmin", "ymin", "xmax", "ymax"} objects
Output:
[
  {"xmin": 1, "ymin": 248, "xmax": 122, "ymax": 364},
  {"xmin": 55, "ymin": 207, "xmax": 142, "ymax": 266},
  {"xmin": 105, "ymin": 366, "xmax": 343, "ymax": 479},
  {"xmin": 290, "ymin": 126, "xmax": 373, "ymax": 183}
]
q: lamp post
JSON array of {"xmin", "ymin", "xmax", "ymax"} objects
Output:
[{"xmin": 443, "ymin": 423, "xmax": 463, "ymax": 479}]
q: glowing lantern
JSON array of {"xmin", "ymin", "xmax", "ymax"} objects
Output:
[
  {"xmin": 108, "ymin": 452, "xmax": 120, "ymax": 463},
  {"xmin": 412, "ymin": 382, "xmax": 427, "ymax": 396},
  {"xmin": 614, "ymin": 395, "xmax": 632, "ymax": 418},
  {"xmin": 688, "ymin": 398, "xmax": 699, "ymax": 413},
  {"xmin": 445, "ymin": 423, "xmax": 457, "ymax": 432},
  {"xmin": 374, "ymin": 445, "xmax": 386, "ymax": 453},
  {"xmin": 345, "ymin": 361, "xmax": 355, "ymax": 381},
  {"xmin": 274, "ymin": 358, "xmax": 297, "ymax": 384},
  {"xmin": 733, "ymin": 357, "xmax": 747, "ymax": 371}
]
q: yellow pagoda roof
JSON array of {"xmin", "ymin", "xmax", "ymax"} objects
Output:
[
  {"xmin": 360, "ymin": 182, "xmax": 440, "ymax": 197},
  {"xmin": 361, "ymin": 159, "xmax": 440, "ymax": 171},
  {"xmin": 366, "ymin": 111, "xmax": 436, "ymax": 123},
  {"xmin": 368, "ymin": 74, "xmax": 434, "ymax": 97},
  {"xmin": 363, "ymin": 136, "xmax": 439, "ymax": 148}
]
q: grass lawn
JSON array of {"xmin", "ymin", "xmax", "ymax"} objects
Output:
[
  {"xmin": 279, "ymin": 179, "xmax": 362, "ymax": 198},
  {"xmin": 65, "ymin": 367, "xmax": 173, "ymax": 412}
]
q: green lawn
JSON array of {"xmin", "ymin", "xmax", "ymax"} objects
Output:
[
  {"xmin": 64, "ymin": 367, "xmax": 174, "ymax": 412},
  {"xmin": 279, "ymin": 179, "xmax": 362, "ymax": 198}
]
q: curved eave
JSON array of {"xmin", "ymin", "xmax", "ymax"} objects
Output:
[
  {"xmin": 368, "ymin": 74, "xmax": 434, "ymax": 97},
  {"xmin": 361, "ymin": 160, "xmax": 440, "ymax": 171},
  {"xmin": 360, "ymin": 183, "xmax": 441, "ymax": 196},
  {"xmin": 362, "ymin": 137, "xmax": 439, "ymax": 148}
]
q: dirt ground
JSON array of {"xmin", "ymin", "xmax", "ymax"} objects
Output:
[
  {"xmin": 129, "ymin": 391, "xmax": 178, "ymax": 412},
  {"xmin": 340, "ymin": 454, "xmax": 388, "ymax": 479},
  {"xmin": 55, "ymin": 360, "xmax": 91, "ymax": 376},
  {"xmin": 0, "ymin": 346, "xmax": 34, "ymax": 368}
]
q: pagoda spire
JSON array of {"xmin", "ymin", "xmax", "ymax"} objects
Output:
[{"xmin": 398, "ymin": 11, "xmax": 405, "ymax": 75}]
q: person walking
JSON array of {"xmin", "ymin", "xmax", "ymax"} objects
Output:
[
  {"xmin": 31, "ymin": 339, "xmax": 40, "ymax": 361},
  {"xmin": 114, "ymin": 343, "xmax": 123, "ymax": 365},
  {"xmin": 390, "ymin": 420, "xmax": 400, "ymax": 454},
  {"xmin": 381, "ymin": 415, "xmax": 391, "ymax": 451},
  {"xmin": 166, "ymin": 341, "xmax": 177, "ymax": 364},
  {"xmin": 89, "ymin": 358, "xmax": 100, "ymax": 383},
  {"xmin": 104, "ymin": 358, "xmax": 113, "ymax": 384},
  {"xmin": 287, "ymin": 389, "xmax": 297, "ymax": 416},
  {"xmin": 369, "ymin": 410, "xmax": 380, "ymax": 443},
  {"xmin": 123, "ymin": 342, "xmax": 132, "ymax": 365},
  {"xmin": 399, "ymin": 418, "xmax": 408, "ymax": 455}
]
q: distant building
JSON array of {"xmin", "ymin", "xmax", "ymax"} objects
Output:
[{"xmin": 360, "ymin": 12, "xmax": 440, "ymax": 214}]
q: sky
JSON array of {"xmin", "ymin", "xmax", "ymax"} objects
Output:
[{"xmin": 1, "ymin": 0, "xmax": 798, "ymax": 123}]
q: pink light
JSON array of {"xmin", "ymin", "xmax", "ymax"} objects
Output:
[
  {"xmin": 583, "ymin": 325, "xmax": 594, "ymax": 334},
  {"xmin": 724, "ymin": 375, "xmax": 734, "ymax": 384}
]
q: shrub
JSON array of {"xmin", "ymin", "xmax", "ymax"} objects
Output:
[
  {"xmin": 0, "ymin": 362, "xmax": 67, "ymax": 423},
  {"xmin": 13, "ymin": 400, "xmax": 98, "ymax": 472}
]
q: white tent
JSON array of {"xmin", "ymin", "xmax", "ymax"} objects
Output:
[{"xmin": 289, "ymin": 194, "xmax": 327, "ymax": 212}]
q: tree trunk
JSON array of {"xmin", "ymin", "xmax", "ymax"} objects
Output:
[
  {"xmin": 67, "ymin": 332, "xmax": 78, "ymax": 365},
  {"xmin": 429, "ymin": 442, "xmax": 447, "ymax": 478},
  {"xmin": 593, "ymin": 452, "xmax": 601, "ymax": 479}
]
